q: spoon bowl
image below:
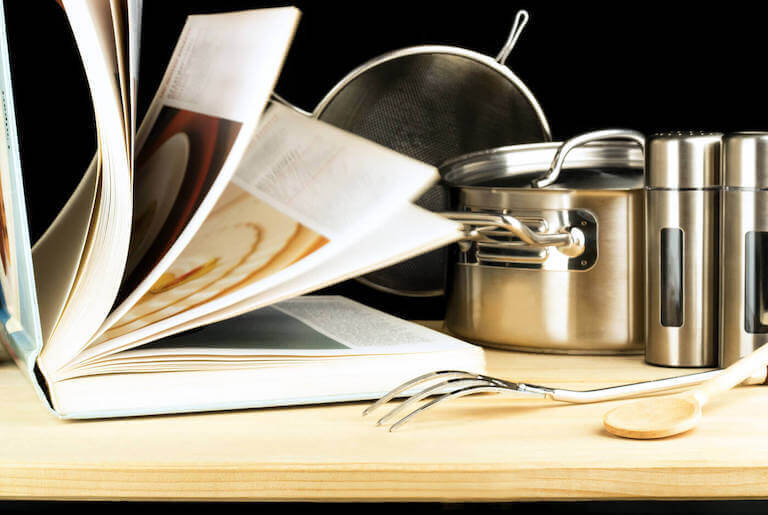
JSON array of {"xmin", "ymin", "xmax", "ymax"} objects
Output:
[{"xmin": 603, "ymin": 394, "xmax": 702, "ymax": 439}]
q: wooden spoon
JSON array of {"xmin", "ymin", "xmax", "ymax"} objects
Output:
[{"xmin": 604, "ymin": 342, "xmax": 768, "ymax": 439}]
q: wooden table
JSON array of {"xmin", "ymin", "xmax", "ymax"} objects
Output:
[{"xmin": 2, "ymin": 340, "xmax": 768, "ymax": 502}]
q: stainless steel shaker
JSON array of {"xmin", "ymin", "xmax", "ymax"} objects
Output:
[
  {"xmin": 645, "ymin": 132, "xmax": 722, "ymax": 367},
  {"xmin": 720, "ymin": 133, "xmax": 768, "ymax": 366}
]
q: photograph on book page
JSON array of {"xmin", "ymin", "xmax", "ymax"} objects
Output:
[
  {"xmin": 97, "ymin": 181, "xmax": 327, "ymax": 343},
  {"xmin": 121, "ymin": 106, "xmax": 243, "ymax": 293}
]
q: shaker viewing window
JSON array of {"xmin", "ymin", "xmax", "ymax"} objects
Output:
[
  {"xmin": 660, "ymin": 228, "xmax": 683, "ymax": 327},
  {"xmin": 745, "ymin": 231, "xmax": 768, "ymax": 334}
]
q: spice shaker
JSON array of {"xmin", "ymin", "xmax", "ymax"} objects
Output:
[
  {"xmin": 720, "ymin": 133, "xmax": 768, "ymax": 366},
  {"xmin": 645, "ymin": 132, "xmax": 722, "ymax": 367}
]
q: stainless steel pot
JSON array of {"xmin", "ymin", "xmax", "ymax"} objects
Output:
[{"xmin": 442, "ymin": 130, "xmax": 646, "ymax": 354}]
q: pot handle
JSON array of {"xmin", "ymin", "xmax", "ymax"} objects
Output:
[
  {"xmin": 495, "ymin": 10, "xmax": 530, "ymax": 64},
  {"xmin": 442, "ymin": 211, "xmax": 585, "ymax": 258},
  {"xmin": 531, "ymin": 129, "xmax": 646, "ymax": 189}
]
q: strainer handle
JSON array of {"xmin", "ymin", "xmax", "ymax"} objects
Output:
[
  {"xmin": 531, "ymin": 129, "xmax": 646, "ymax": 189},
  {"xmin": 496, "ymin": 10, "xmax": 530, "ymax": 64},
  {"xmin": 270, "ymin": 93, "xmax": 313, "ymax": 117}
]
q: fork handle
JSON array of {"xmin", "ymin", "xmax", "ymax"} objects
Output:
[
  {"xmin": 549, "ymin": 370, "xmax": 721, "ymax": 404},
  {"xmin": 550, "ymin": 365, "xmax": 768, "ymax": 404}
]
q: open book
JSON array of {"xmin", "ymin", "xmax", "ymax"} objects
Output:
[{"xmin": 0, "ymin": 2, "xmax": 483, "ymax": 418}]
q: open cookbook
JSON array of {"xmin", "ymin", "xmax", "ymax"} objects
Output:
[{"xmin": 0, "ymin": 2, "xmax": 484, "ymax": 418}]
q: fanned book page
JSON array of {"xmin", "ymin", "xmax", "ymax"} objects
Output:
[{"xmin": 0, "ymin": 1, "xmax": 483, "ymax": 419}]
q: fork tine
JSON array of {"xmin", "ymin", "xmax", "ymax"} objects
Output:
[
  {"xmin": 388, "ymin": 385, "xmax": 510, "ymax": 432},
  {"xmin": 375, "ymin": 377, "xmax": 494, "ymax": 426},
  {"xmin": 362, "ymin": 370, "xmax": 478, "ymax": 416}
]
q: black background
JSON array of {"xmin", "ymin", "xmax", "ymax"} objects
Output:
[
  {"xmin": 3, "ymin": 2, "xmax": 768, "ymax": 511},
  {"xmin": 5, "ymin": 1, "xmax": 768, "ymax": 320}
]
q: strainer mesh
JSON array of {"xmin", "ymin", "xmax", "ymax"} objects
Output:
[{"xmin": 318, "ymin": 52, "xmax": 548, "ymax": 295}]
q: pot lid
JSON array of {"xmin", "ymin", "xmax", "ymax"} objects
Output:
[{"xmin": 441, "ymin": 139, "xmax": 645, "ymax": 190}]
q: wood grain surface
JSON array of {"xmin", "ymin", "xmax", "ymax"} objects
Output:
[{"xmin": 2, "ymin": 328, "xmax": 768, "ymax": 501}]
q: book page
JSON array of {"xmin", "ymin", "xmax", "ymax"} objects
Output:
[
  {"xmin": 231, "ymin": 104, "xmax": 439, "ymax": 238},
  {"xmin": 126, "ymin": 0, "xmax": 142, "ymax": 166},
  {"xmin": 31, "ymin": 159, "xmax": 98, "ymax": 341},
  {"xmin": 80, "ymin": 105, "xmax": 446, "ymax": 361},
  {"xmin": 109, "ymin": 0, "xmax": 130, "ymax": 150},
  {"xmin": 271, "ymin": 297, "xmax": 460, "ymax": 351},
  {"xmin": 36, "ymin": 0, "xmax": 133, "ymax": 374},
  {"xmin": 161, "ymin": 204, "xmax": 461, "ymax": 345},
  {"xmin": 99, "ymin": 8, "xmax": 300, "ymax": 329},
  {"xmin": 60, "ymin": 296, "xmax": 479, "ymax": 378},
  {"xmin": 66, "ymin": 203, "xmax": 462, "ymax": 370}
]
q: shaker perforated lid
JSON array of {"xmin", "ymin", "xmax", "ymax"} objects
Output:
[
  {"xmin": 646, "ymin": 132, "xmax": 723, "ymax": 189},
  {"xmin": 723, "ymin": 132, "xmax": 768, "ymax": 189}
]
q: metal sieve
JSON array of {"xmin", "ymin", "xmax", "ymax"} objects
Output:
[{"xmin": 279, "ymin": 11, "xmax": 551, "ymax": 296}]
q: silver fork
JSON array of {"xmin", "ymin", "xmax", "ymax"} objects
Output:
[{"xmin": 363, "ymin": 369, "xmax": 722, "ymax": 431}]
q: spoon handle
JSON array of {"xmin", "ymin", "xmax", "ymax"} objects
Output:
[{"xmin": 691, "ymin": 342, "xmax": 768, "ymax": 405}]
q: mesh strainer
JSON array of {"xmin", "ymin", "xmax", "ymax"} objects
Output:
[{"xmin": 289, "ymin": 11, "xmax": 551, "ymax": 296}]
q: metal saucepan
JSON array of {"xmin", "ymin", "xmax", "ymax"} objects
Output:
[{"xmin": 442, "ymin": 129, "xmax": 646, "ymax": 354}]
